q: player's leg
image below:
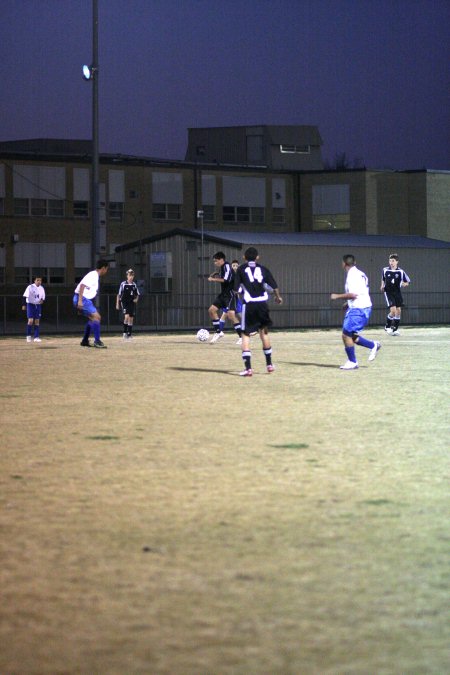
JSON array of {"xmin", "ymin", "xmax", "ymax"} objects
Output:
[
  {"xmin": 209, "ymin": 301, "xmax": 224, "ymax": 342},
  {"xmin": 391, "ymin": 305, "xmax": 401, "ymax": 334},
  {"xmin": 385, "ymin": 297, "xmax": 395, "ymax": 333},
  {"xmin": 26, "ymin": 316, "xmax": 34, "ymax": 342},
  {"xmin": 239, "ymin": 305, "xmax": 252, "ymax": 375},
  {"xmin": 33, "ymin": 317, "xmax": 41, "ymax": 341},
  {"xmin": 260, "ymin": 327, "xmax": 274, "ymax": 373},
  {"xmin": 87, "ymin": 307, "xmax": 106, "ymax": 348}
]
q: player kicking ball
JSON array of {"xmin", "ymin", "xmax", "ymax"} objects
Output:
[
  {"xmin": 234, "ymin": 247, "xmax": 283, "ymax": 376},
  {"xmin": 330, "ymin": 254, "xmax": 381, "ymax": 370}
]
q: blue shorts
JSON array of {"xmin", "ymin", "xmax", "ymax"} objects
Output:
[
  {"xmin": 343, "ymin": 307, "xmax": 371, "ymax": 334},
  {"xmin": 26, "ymin": 304, "xmax": 42, "ymax": 320},
  {"xmin": 73, "ymin": 294, "xmax": 97, "ymax": 317}
]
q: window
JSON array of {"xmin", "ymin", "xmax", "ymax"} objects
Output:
[
  {"xmin": 109, "ymin": 202, "xmax": 124, "ymax": 220},
  {"xmin": 49, "ymin": 200, "xmax": 64, "ymax": 217},
  {"xmin": 280, "ymin": 144, "xmax": 310, "ymax": 154},
  {"xmin": 272, "ymin": 208, "xmax": 285, "ymax": 224},
  {"xmin": 152, "ymin": 203, "xmax": 181, "ymax": 220},
  {"xmin": 312, "ymin": 184, "xmax": 350, "ymax": 231},
  {"xmin": 202, "ymin": 205, "xmax": 216, "ymax": 223},
  {"xmin": 15, "ymin": 266, "xmax": 65, "ymax": 285},
  {"xmin": 14, "ymin": 198, "xmax": 29, "ymax": 215},
  {"xmin": 74, "ymin": 201, "xmax": 89, "ymax": 218},
  {"xmin": 14, "ymin": 198, "xmax": 64, "ymax": 217},
  {"xmin": 223, "ymin": 206, "xmax": 265, "ymax": 224}
]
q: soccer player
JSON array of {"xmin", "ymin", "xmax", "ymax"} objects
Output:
[
  {"xmin": 116, "ymin": 269, "xmax": 140, "ymax": 339},
  {"xmin": 234, "ymin": 247, "xmax": 283, "ymax": 377},
  {"xmin": 22, "ymin": 276, "xmax": 45, "ymax": 342},
  {"xmin": 207, "ymin": 251, "xmax": 235, "ymax": 344},
  {"xmin": 330, "ymin": 254, "xmax": 381, "ymax": 370},
  {"xmin": 73, "ymin": 259, "xmax": 109, "ymax": 348},
  {"xmin": 219, "ymin": 260, "xmax": 243, "ymax": 344},
  {"xmin": 381, "ymin": 253, "xmax": 411, "ymax": 335}
]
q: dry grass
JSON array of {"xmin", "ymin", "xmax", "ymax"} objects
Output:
[{"xmin": 1, "ymin": 327, "xmax": 449, "ymax": 674}]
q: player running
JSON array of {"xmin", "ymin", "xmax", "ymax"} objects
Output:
[
  {"xmin": 207, "ymin": 251, "xmax": 236, "ymax": 344},
  {"xmin": 330, "ymin": 254, "xmax": 381, "ymax": 369},
  {"xmin": 234, "ymin": 247, "xmax": 283, "ymax": 377}
]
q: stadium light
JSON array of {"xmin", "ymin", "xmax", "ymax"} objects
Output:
[{"xmin": 82, "ymin": 64, "xmax": 96, "ymax": 81}]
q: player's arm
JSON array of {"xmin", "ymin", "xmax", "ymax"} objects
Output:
[
  {"xmin": 401, "ymin": 271, "xmax": 410, "ymax": 287},
  {"xmin": 208, "ymin": 272, "xmax": 223, "ymax": 283},
  {"xmin": 133, "ymin": 283, "xmax": 139, "ymax": 302},
  {"xmin": 77, "ymin": 284, "xmax": 86, "ymax": 308},
  {"xmin": 330, "ymin": 292, "xmax": 357, "ymax": 300}
]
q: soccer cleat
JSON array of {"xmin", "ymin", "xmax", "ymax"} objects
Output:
[
  {"xmin": 33, "ymin": 337, "xmax": 42, "ymax": 342},
  {"xmin": 123, "ymin": 332, "xmax": 128, "ymax": 339},
  {"xmin": 210, "ymin": 331, "xmax": 224, "ymax": 344},
  {"xmin": 26, "ymin": 336, "xmax": 32, "ymax": 342},
  {"xmin": 339, "ymin": 360, "xmax": 358, "ymax": 370},
  {"xmin": 80, "ymin": 338, "xmax": 91, "ymax": 347},
  {"xmin": 385, "ymin": 327, "xmax": 393, "ymax": 334},
  {"xmin": 368, "ymin": 341, "xmax": 381, "ymax": 361},
  {"xmin": 239, "ymin": 368, "xmax": 253, "ymax": 377},
  {"xmin": 93, "ymin": 340, "xmax": 107, "ymax": 349},
  {"xmin": 266, "ymin": 365, "xmax": 275, "ymax": 373},
  {"xmin": 391, "ymin": 329, "xmax": 400, "ymax": 335},
  {"xmin": 235, "ymin": 337, "xmax": 242, "ymax": 345}
]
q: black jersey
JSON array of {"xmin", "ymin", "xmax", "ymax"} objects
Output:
[
  {"xmin": 381, "ymin": 267, "xmax": 410, "ymax": 291},
  {"xmin": 118, "ymin": 280, "xmax": 140, "ymax": 305},
  {"xmin": 234, "ymin": 261, "xmax": 278, "ymax": 303},
  {"xmin": 219, "ymin": 261, "xmax": 234, "ymax": 293}
]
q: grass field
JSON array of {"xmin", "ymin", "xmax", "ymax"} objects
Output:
[{"xmin": 1, "ymin": 326, "xmax": 449, "ymax": 674}]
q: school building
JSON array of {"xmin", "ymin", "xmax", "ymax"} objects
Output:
[{"xmin": 0, "ymin": 127, "xmax": 449, "ymax": 330}]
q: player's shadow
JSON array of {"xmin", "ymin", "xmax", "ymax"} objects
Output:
[
  {"xmin": 281, "ymin": 360, "xmax": 337, "ymax": 369},
  {"xmin": 169, "ymin": 366, "xmax": 237, "ymax": 376}
]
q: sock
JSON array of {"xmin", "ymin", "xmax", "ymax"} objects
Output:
[
  {"xmin": 83, "ymin": 322, "xmax": 92, "ymax": 340},
  {"xmin": 34, "ymin": 325, "xmax": 40, "ymax": 338},
  {"xmin": 27, "ymin": 325, "xmax": 32, "ymax": 337},
  {"xmin": 127, "ymin": 324, "xmax": 133, "ymax": 336},
  {"xmin": 386, "ymin": 315, "xmax": 394, "ymax": 328},
  {"xmin": 212, "ymin": 319, "xmax": 220, "ymax": 332},
  {"xmin": 355, "ymin": 336, "xmax": 374, "ymax": 349},
  {"xmin": 263, "ymin": 347, "xmax": 273, "ymax": 366},
  {"xmin": 219, "ymin": 319, "xmax": 225, "ymax": 332},
  {"xmin": 345, "ymin": 346, "xmax": 357, "ymax": 363},
  {"xmin": 234, "ymin": 322, "xmax": 242, "ymax": 337},
  {"xmin": 92, "ymin": 320, "xmax": 100, "ymax": 341},
  {"xmin": 393, "ymin": 319, "xmax": 400, "ymax": 331},
  {"xmin": 242, "ymin": 350, "xmax": 251, "ymax": 370},
  {"xmin": 123, "ymin": 323, "xmax": 127, "ymax": 334}
]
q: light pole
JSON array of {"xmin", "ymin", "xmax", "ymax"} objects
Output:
[
  {"xmin": 82, "ymin": 0, "xmax": 99, "ymax": 269},
  {"xmin": 197, "ymin": 209, "xmax": 205, "ymax": 310}
]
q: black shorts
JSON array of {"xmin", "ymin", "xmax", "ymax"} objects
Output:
[
  {"xmin": 212, "ymin": 290, "xmax": 233, "ymax": 312},
  {"xmin": 241, "ymin": 302, "xmax": 273, "ymax": 335},
  {"xmin": 121, "ymin": 303, "xmax": 136, "ymax": 317},
  {"xmin": 384, "ymin": 290, "xmax": 404, "ymax": 308}
]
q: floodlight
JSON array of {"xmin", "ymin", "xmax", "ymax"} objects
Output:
[{"xmin": 82, "ymin": 64, "xmax": 94, "ymax": 80}]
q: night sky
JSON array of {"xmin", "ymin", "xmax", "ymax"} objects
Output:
[{"xmin": 1, "ymin": 0, "xmax": 449, "ymax": 169}]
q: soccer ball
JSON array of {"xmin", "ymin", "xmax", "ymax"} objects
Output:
[{"xmin": 196, "ymin": 328, "xmax": 210, "ymax": 342}]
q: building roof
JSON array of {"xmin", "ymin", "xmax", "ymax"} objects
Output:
[{"xmin": 115, "ymin": 228, "xmax": 450, "ymax": 253}]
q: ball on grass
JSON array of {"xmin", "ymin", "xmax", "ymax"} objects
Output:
[{"xmin": 196, "ymin": 328, "xmax": 210, "ymax": 342}]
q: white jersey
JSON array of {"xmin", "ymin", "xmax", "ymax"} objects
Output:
[
  {"xmin": 23, "ymin": 283, "xmax": 45, "ymax": 304},
  {"xmin": 345, "ymin": 265, "xmax": 372, "ymax": 309},
  {"xmin": 74, "ymin": 270, "xmax": 99, "ymax": 299}
]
